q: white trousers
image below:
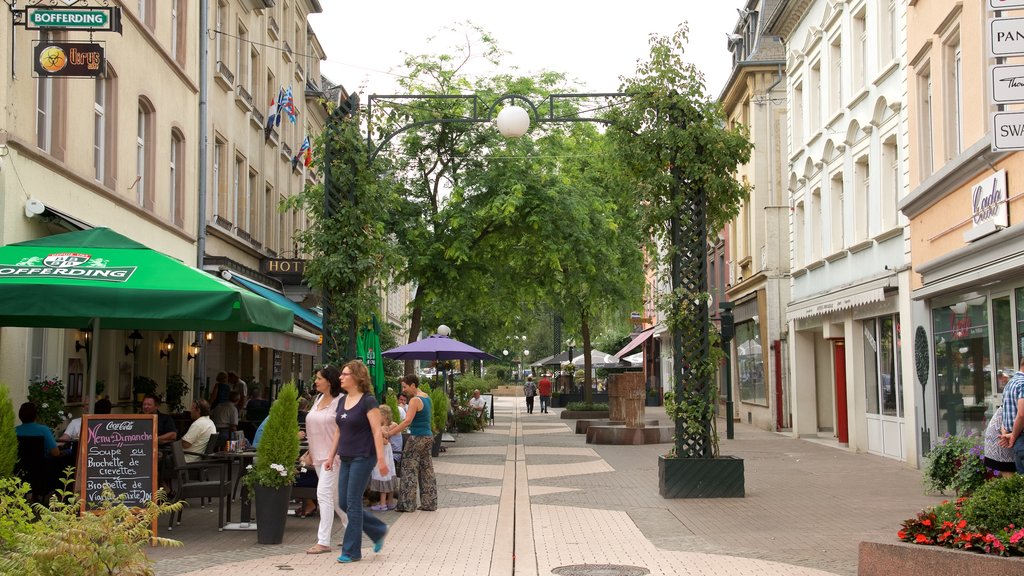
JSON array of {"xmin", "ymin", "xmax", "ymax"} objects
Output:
[{"xmin": 315, "ymin": 459, "xmax": 347, "ymax": 546}]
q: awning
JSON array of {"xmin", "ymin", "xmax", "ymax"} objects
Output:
[
  {"xmin": 239, "ymin": 325, "xmax": 319, "ymax": 356},
  {"xmin": 613, "ymin": 326, "xmax": 657, "ymax": 359},
  {"xmin": 787, "ymin": 284, "xmax": 889, "ymax": 321},
  {"xmin": 229, "ymin": 274, "xmax": 322, "ymax": 330}
]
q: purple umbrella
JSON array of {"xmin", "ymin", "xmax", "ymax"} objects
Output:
[{"xmin": 381, "ymin": 334, "xmax": 497, "ymax": 361}]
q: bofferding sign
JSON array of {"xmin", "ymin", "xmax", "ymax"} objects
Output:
[
  {"xmin": 32, "ymin": 41, "xmax": 104, "ymax": 78},
  {"xmin": 964, "ymin": 169, "xmax": 1009, "ymax": 243}
]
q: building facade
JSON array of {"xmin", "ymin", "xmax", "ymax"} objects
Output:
[
  {"xmin": 767, "ymin": 0, "xmax": 916, "ymax": 462},
  {"xmin": 720, "ymin": 0, "xmax": 792, "ymax": 433}
]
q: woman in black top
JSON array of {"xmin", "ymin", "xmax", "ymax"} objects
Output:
[{"xmin": 326, "ymin": 360, "xmax": 389, "ymax": 563}]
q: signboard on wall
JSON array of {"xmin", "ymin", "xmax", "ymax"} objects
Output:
[
  {"xmin": 963, "ymin": 169, "xmax": 1009, "ymax": 242},
  {"xmin": 79, "ymin": 415, "xmax": 157, "ymax": 511},
  {"xmin": 990, "ymin": 0, "xmax": 1024, "ymax": 11},
  {"xmin": 32, "ymin": 41, "xmax": 105, "ymax": 78},
  {"xmin": 991, "ymin": 17, "xmax": 1024, "ymax": 57}
]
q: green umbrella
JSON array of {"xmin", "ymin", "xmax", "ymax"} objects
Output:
[
  {"xmin": 357, "ymin": 316, "xmax": 385, "ymax": 398},
  {"xmin": 0, "ymin": 228, "xmax": 294, "ymax": 408}
]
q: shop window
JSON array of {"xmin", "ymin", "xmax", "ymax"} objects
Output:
[
  {"xmin": 933, "ymin": 296, "xmax": 991, "ymax": 437},
  {"xmin": 736, "ymin": 318, "xmax": 766, "ymax": 405},
  {"xmin": 993, "ymin": 295, "xmax": 1013, "ymax": 395},
  {"xmin": 864, "ymin": 315, "xmax": 902, "ymax": 417}
]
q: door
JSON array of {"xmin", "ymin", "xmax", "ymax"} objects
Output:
[{"xmin": 833, "ymin": 339, "xmax": 849, "ymax": 446}]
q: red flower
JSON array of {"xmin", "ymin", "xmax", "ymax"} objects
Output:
[
  {"xmin": 897, "ymin": 530, "xmax": 906, "ymax": 539},
  {"xmin": 921, "ymin": 519, "xmax": 932, "ymax": 527},
  {"xmin": 915, "ymin": 534, "xmax": 930, "ymax": 544},
  {"xmin": 956, "ymin": 519, "xmax": 967, "ymax": 530}
]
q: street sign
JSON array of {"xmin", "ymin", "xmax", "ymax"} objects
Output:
[
  {"xmin": 32, "ymin": 41, "xmax": 105, "ymax": 79},
  {"xmin": 992, "ymin": 111, "xmax": 1024, "ymax": 151},
  {"xmin": 25, "ymin": 7, "xmax": 120, "ymax": 33},
  {"xmin": 990, "ymin": 17, "xmax": 1024, "ymax": 57},
  {"xmin": 990, "ymin": 0, "xmax": 1024, "ymax": 10},
  {"xmin": 990, "ymin": 64, "xmax": 1024, "ymax": 103}
]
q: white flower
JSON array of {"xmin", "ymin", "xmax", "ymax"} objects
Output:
[
  {"xmin": 41, "ymin": 403, "xmax": 48, "ymax": 409},
  {"xmin": 246, "ymin": 464, "xmax": 253, "ymax": 471},
  {"xmin": 300, "ymin": 467, "xmax": 307, "ymax": 474}
]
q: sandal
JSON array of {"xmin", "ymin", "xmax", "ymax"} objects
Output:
[{"xmin": 306, "ymin": 544, "xmax": 332, "ymax": 554}]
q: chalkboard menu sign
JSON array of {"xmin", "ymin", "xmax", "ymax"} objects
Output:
[{"xmin": 79, "ymin": 414, "xmax": 157, "ymax": 510}]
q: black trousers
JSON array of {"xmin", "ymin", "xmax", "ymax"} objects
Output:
[{"xmin": 525, "ymin": 395, "xmax": 535, "ymax": 413}]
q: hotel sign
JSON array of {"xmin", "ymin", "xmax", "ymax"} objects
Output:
[
  {"xmin": 24, "ymin": 7, "xmax": 121, "ymax": 33},
  {"xmin": 964, "ymin": 170, "xmax": 1009, "ymax": 243},
  {"xmin": 261, "ymin": 258, "xmax": 306, "ymax": 283}
]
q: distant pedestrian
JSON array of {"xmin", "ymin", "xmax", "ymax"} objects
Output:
[
  {"xmin": 209, "ymin": 371, "xmax": 231, "ymax": 408},
  {"xmin": 523, "ymin": 376, "xmax": 538, "ymax": 414},
  {"xmin": 538, "ymin": 374, "xmax": 552, "ymax": 413}
]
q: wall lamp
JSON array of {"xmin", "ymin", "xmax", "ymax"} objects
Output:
[
  {"xmin": 159, "ymin": 334, "xmax": 176, "ymax": 360},
  {"xmin": 187, "ymin": 340, "xmax": 199, "ymax": 362},
  {"xmin": 75, "ymin": 329, "xmax": 91, "ymax": 353},
  {"xmin": 124, "ymin": 329, "xmax": 143, "ymax": 356},
  {"xmin": 205, "ymin": 331, "xmax": 214, "ymax": 343}
]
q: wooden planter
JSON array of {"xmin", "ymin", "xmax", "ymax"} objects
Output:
[{"xmin": 658, "ymin": 455, "xmax": 744, "ymax": 498}]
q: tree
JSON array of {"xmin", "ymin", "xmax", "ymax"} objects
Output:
[{"xmin": 607, "ymin": 24, "xmax": 752, "ymax": 457}]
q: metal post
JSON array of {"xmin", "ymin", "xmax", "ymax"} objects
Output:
[{"xmin": 719, "ymin": 301, "xmax": 735, "ymax": 440}]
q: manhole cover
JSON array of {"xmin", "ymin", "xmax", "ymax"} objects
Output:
[{"xmin": 551, "ymin": 565, "xmax": 650, "ymax": 576}]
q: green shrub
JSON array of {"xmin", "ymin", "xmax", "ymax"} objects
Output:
[
  {"xmin": 428, "ymin": 387, "xmax": 450, "ymax": 435},
  {"xmin": 923, "ymin": 431, "xmax": 986, "ymax": 496},
  {"xmin": 164, "ymin": 374, "xmax": 189, "ymax": 414},
  {"xmin": 385, "ymin": 387, "xmax": 399, "ymax": 420},
  {"xmin": 243, "ymin": 384, "xmax": 299, "ymax": 489},
  {"xmin": 961, "ymin": 474, "xmax": 1024, "ymax": 533},
  {"xmin": 566, "ymin": 402, "xmax": 609, "ymax": 412},
  {"xmin": 0, "ymin": 384, "xmax": 18, "ymax": 478}
]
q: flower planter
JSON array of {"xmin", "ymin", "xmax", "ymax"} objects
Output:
[
  {"xmin": 658, "ymin": 455, "xmax": 744, "ymax": 498},
  {"xmin": 253, "ymin": 484, "xmax": 292, "ymax": 544},
  {"xmin": 560, "ymin": 410, "xmax": 610, "ymax": 420},
  {"xmin": 858, "ymin": 541, "xmax": 1024, "ymax": 575}
]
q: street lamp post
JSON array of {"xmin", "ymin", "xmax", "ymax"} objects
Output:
[
  {"xmin": 719, "ymin": 301, "xmax": 735, "ymax": 440},
  {"xmin": 503, "ymin": 349, "xmax": 510, "ymax": 384}
]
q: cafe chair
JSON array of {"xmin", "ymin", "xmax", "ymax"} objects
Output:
[{"xmin": 167, "ymin": 440, "xmax": 229, "ymax": 531}]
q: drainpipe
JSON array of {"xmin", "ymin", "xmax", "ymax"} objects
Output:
[{"xmin": 196, "ymin": 0, "xmax": 209, "ymax": 400}]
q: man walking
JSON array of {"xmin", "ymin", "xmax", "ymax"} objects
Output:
[
  {"xmin": 998, "ymin": 358, "xmax": 1024, "ymax": 472},
  {"xmin": 538, "ymin": 373, "xmax": 552, "ymax": 413}
]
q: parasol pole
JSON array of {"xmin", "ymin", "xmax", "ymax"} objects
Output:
[{"xmin": 86, "ymin": 317, "xmax": 100, "ymax": 413}]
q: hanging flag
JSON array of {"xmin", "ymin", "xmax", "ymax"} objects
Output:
[
  {"xmin": 263, "ymin": 96, "xmax": 277, "ymax": 140},
  {"xmin": 292, "ymin": 135, "xmax": 310, "ymax": 170},
  {"xmin": 303, "ymin": 143, "xmax": 312, "ymax": 167},
  {"xmin": 284, "ymin": 86, "xmax": 298, "ymax": 124},
  {"xmin": 275, "ymin": 86, "xmax": 286, "ymax": 127}
]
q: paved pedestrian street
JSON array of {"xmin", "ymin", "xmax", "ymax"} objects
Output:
[{"xmin": 149, "ymin": 397, "xmax": 945, "ymax": 575}]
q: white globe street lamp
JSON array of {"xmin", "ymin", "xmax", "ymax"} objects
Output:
[
  {"xmin": 496, "ymin": 105, "xmax": 530, "ymax": 138},
  {"xmin": 437, "ymin": 324, "xmax": 451, "ymax": 337}
]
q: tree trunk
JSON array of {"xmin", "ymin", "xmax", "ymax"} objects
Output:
[
  {"xmin": 405, "ymin": 285, "xmax": 424, "ymax": 377},
  {"xmin": 581, "ymin": 308, "xmax": 593, "ymax": 404}
]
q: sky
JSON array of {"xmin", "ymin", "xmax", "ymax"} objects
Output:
[{"xmin": 308, "ymin": 1, "xmax": 748, "ymax": 102}]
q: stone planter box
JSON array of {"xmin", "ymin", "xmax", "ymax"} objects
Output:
[
  {"xmin": 559, "ymin": 410, "xmax": 610, "ymax": 420},
  {"xmin": 858, "ymin": 541, "xmax": 1024, "ymax": 575},
  {"xmin": 658, "ymin": 455, "xmax": 744, "ymax": 498}
]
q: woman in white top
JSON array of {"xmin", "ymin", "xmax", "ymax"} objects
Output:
[{"xmin": 304, "ymin": 365, "xmax": 346, "ymax": 554}]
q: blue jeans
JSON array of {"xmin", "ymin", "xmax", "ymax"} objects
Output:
[{"xmin": 337, "ymin": 456, "xmax": 387, "ymax": 559}]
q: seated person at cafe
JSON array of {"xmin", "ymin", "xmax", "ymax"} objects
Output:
[
  {"xmin": 16, "ymin": 402, "xmax": 60, "ymax": 458},
  {"xmin": 60, "ymin": 397, "xmax": 112, "ymax": 443},
  {"xmin": 181, "ymin": 400, "xmax": 217, "ymax": 463},
  {"xmin": 244, "ymin": 387, "xmax": 271, "ymax": 423},
  {"xmin": 140, "ymin": 394, "xmax": 178, "ymax": 445},
  {"xmin": 208, "ymin": 371, "xmax": 231, "ymax": 408},
  {"xmin": 468, "ymin": 389, "xmax": 487, "ymax": 424},
  {"xmin": 210, "ymin": 391, "xmax": 240, "ymax": 442}
]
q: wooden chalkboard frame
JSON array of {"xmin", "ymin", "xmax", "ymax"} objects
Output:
[{"xmin": 79, "ymin": 414, "xmax": 158, "ymax": 535}]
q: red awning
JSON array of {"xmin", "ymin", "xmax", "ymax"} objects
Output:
[{"xmin": 613, "ymin": 326, "xmax": 658, "ymax": 359}]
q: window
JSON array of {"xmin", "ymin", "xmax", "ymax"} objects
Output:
[
  {"xmin": 811, "ymin": 188, "xmax": 823, "ymax": 261},
  {"xmin": 864, "ymin": 315, "xmax": 902, "ymax": 418},
  {"xmin": 829, "ymin": 36, "xmax": 842, "ymax": 115},
  {"xmin": 213, "ymin": 138, "xmax": 229, "ymax": 223},
  {"xmin": 35, "ymin": 33, "xmax": 66, "ymax": 158},
  {"xmin": 215, "ymin": 1, "xmax": 228, "ymax": 64},
  {"xmin": 854, "ymin": 156, "xmax": 870, "ymax": 242},
  {"xmin": 136, "ymin": 99, "xmax": 154, "ymax": 209},
  {"xmin": 794, "ymin": 200, "xmax": 805, "ymax": 266},
  {"xmin": 736, "ymin": 318, "xmax": 766, "ymax": 404},
  {"xmin": 853, "ymin": 8, "xmax": 867, "ymax": 91},
  {"xmin": 944, "ymin": 31, "xmax": 962, "ymax": 160},
  {"xmin": 265, "ymin": 183, "xmax": 275, "ymax": 249},
  {"xmin": 879, "ymin": 0, "xmax": 897, "ymax": 65},
  {"xmin": 94, "ymin": 73, "xmax": 107, "ymax": 183},
  {"xmin": 880, "ymin": 136, "xmax": 898, "ymax": 230},
  {"xmin": 236, "ymin": 22, "xmax": 249, "ymax": 92},
  {"xmin": 170, "ymin": 130, "xmax": 184, "ymax": 227},
  {"xmin": 249, "ymin": 45, "xmax": 259, "ymax": 98},
  {"xmin": 138, "ymin": 0, "xmax": 155, "ymax": 29},
  {"xmin": 171, "ymin": 0, "xmax": 187, "ymax": 65},
  {"xmin": 279, "ymin": 193, "xmax": 288, "ymax": 253},
  {"xmin": 246, "ymin": 168, "xmax": 258, "ymax": 235},
  {"xmin": 935, "ymin": 298, "xmax": 990, "ymax": 436},
  {"xmin": 792, "ymin": 81, "xmax": 804, "ymax": 145},
  {"xmin": 829, "ymin": 172, "xmax": 844, "ymax": 252},
  {"xmin": 809, "ymin": 62, "xmax": 821, "ymax": 134},
  {"xmin": 233, "ymin": 154, "xmax": 245, "ymax": 230},
  {"xmin": 916, "ymin": 63, "xmax": 934, "ymax": 178}
]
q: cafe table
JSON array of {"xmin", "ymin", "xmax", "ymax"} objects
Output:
[{"xmin": 212, "ymin": 449, "xmax": 257, "ymax": 531}]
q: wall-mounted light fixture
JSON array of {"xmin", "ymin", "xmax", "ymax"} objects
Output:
[
  {"xmin": 75, "ymin": 329, "xmax": 91, "ymax": 353},
  {"xmin": 187, "ymin": 340, "xmax": 199, "ymax": 362},
  {"xmin": 124, "ymin": 329, "xmax": 143, "ymax": 356},
  {"xmin": 159, "ymin": 334, "xmax": 176, "ymax": 360},
  {"xmin": 205, "ymin": 331, "xmax": 214, "ymax": 343}
]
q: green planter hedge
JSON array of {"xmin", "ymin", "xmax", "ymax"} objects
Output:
[{"xmin": 658, "ymin": 455, "xmax": 744, "ymax": 498}]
